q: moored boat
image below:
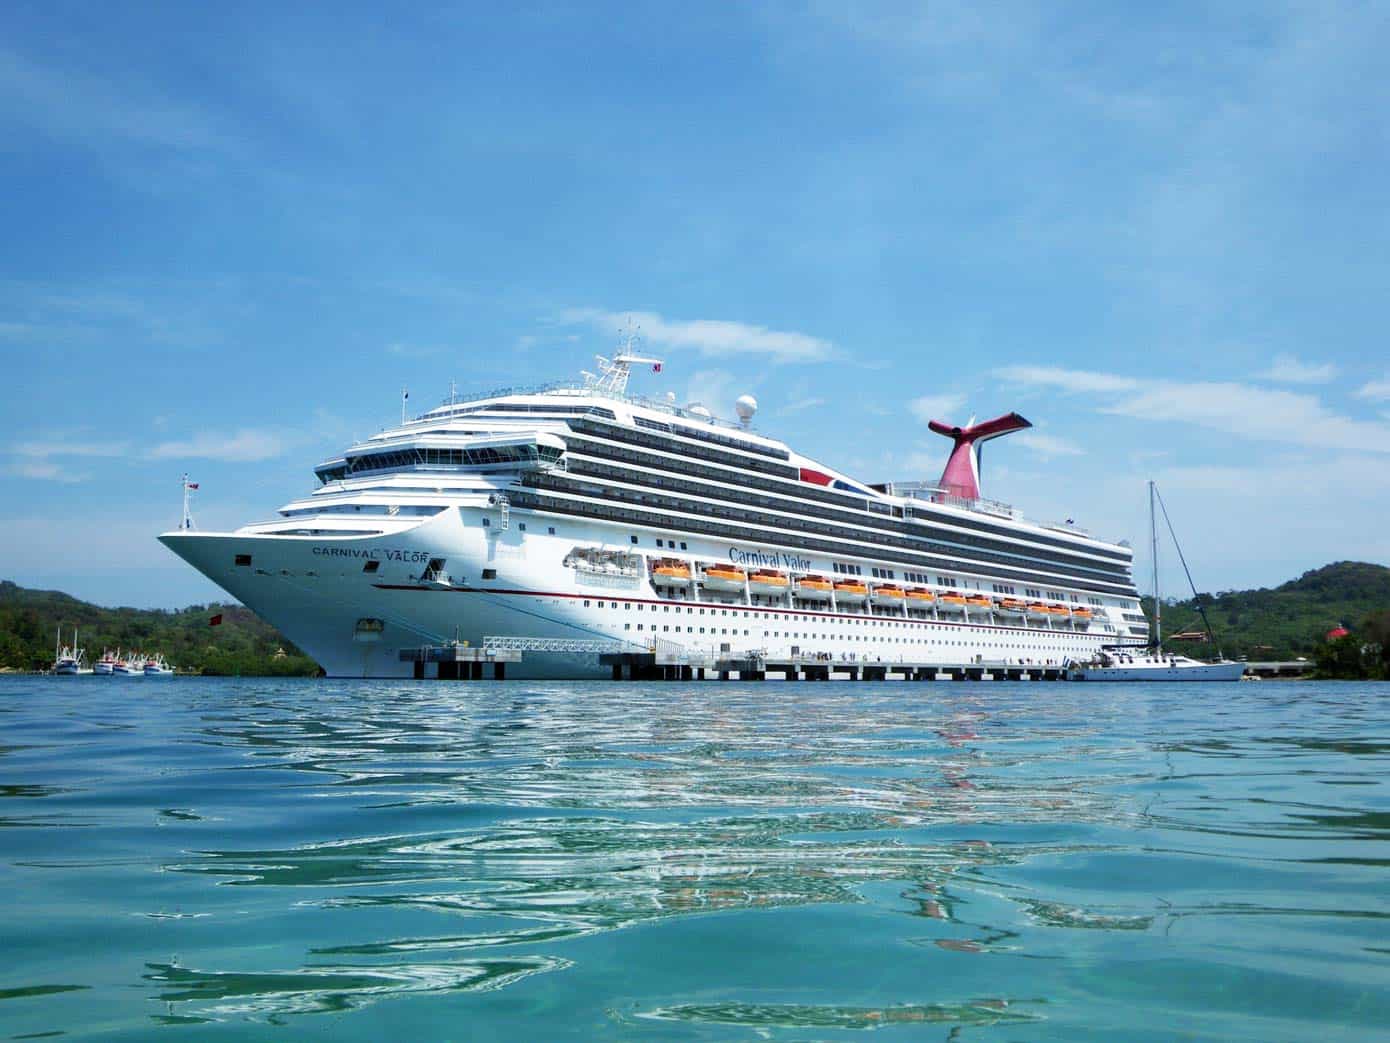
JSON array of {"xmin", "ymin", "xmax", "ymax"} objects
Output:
[{"xmin": 93, "ymin": 650, "xmax": 118, "ymax": 675}]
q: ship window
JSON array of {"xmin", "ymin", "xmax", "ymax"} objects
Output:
[
  {"xmin": 482, "ymin": 517, "xmax": 491, "ymax": 527},
  {"xmin": 656, "ymin": 539, "xmax": 664, "ymax": 547},
  {"xmin": 630, "ymin": 535, "xmax": 639, "ymax": 544},
  {"xmin": 548, "ymin": 527, "xmax": 556, "ymax": 535},
  {"xmin": 235, "ymin": 554, "xmax": 252, "ymax": 567},
  {"xmin": 482, "ymin": 568, "xmax": 496, "ymax": 580},
  {"xmin": 680, "ymin": 542, "xmax": 687, "ymax": 549},
  {"xmin": 362, "ymin": 561, "xmax": 379, "ymax": 574},
  {"xmin": 519, "ymin": 523, "xmax": 526, "ymax": 531}
]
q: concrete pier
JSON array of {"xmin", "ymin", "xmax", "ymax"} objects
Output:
[
  {"xmin": 399, "ymin": 644, "xmax": 523, "ymax": 680},
  {"xmin": 598, "ymin": 651, "xmax": 1067, "ymax": 683}
]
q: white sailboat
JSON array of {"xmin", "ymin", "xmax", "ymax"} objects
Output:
[{"xmin": 1068, "ymin": 483, "xmax": 1244, "ymax": 682}]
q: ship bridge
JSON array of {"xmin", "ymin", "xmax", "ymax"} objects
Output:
[{"xmin": 315, "ymin": 430, "xmax": 567, "ymax": 482}]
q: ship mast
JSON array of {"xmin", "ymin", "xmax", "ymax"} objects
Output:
[{"xmin": 1149, "ymin": 479, "xmax": 1161, "ymax": 650}]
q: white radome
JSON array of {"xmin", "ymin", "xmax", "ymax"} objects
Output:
[{"xmin": 735, "ymin": 394, "xmax": 758, "ymax": 424}]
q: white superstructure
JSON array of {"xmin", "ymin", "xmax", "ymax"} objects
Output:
[{"xmin": 160, "ymin": 356, "xmax": 1151, "ymax": 679}]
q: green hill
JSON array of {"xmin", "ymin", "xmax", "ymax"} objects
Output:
[
  {"xmin": 0, "ymin": 581, "xmax": 319, "ymax": 675},
  {"xmin": 1151, "ymin": 561, "xmax": 1390, "ymax": 662}
]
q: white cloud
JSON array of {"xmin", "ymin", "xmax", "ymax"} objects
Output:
[
  {"xmin": 1260, "ymin": 354, "xmax": 1338, "ymax": 384},
  {"xmin": 11, "ymin": 440, "xmax": 128, "ymax": 458},
  {"xmin": 561, "ymin": 308, "xmax": 835, "ymax": 363},
  {"xmin": 778, "ymin": 396, "xmax": 826, "ymax": 416},
  {"xmin": 1000, "ymin": 365, "xmax": 1390, "ymax": 454},
  {"xmin": 1014, "ymin": 432, "xmax": 1084, "ymax": 458},
  {"xmin": 995, "ymin": 366, "xmax": 1140, "ymax": 394},
  {"xmin": 145, "ymin": 429, "xmax": 287, "ymax": 462},
  {"xmin": 907, "ymin": 393, "xmax": 966, "ymax": 423},
  {"xmin": 4, "ymin": 461, "xmax": 87, "ymax": 483},
  {"xmin": 1356, "ymin": 378, "xmax": 1390, "ymax": 401},
  {"xmin": 682, "ymin": 369, "xmax": 741, "ymax": 419}
]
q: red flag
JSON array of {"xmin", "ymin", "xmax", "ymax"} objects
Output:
[
  {"xmin": 652, "ymin": 363, "xmax": 662, "ymax": 373},
  {"xmin": 187, "ymin": 483, "xmax": 200, "ymax": 490},
  {"xmin": 209, "ymin": 613, "xmax": 223, "ymax": 626}
]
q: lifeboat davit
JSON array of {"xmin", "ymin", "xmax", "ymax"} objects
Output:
[
  {"xmin": 651, "ymin": 558, "xmax": 692, "ymax": 587},
  {"xmin": 871, "ymin": 583, "xmax": 906, "ymax": 607},
  {"xmin": 793, "ymin": 574, "xmax": 833, "ymax": 600},
  {"xmin": 700, "ymin": 565, "xmax": 747, "ymax": 592},
  {"xmin": 748, "ymin": 568, "xmax": 790, "ymax": 596},
  {"xmin": 833, "ymin": 579, "xmax": 869, "ymax": 604},
  {"xmin": 937, "ymin": 591, "xmax": 967, "ymax": 614}
]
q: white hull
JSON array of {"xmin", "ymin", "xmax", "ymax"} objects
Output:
[
  {"xmin": 1068, "ymin": 661, "xmax": 1245, "ymax": 682},
  {"xmin": 160, "ymin": 507, "xmax": 1123, "ymax": 680}
]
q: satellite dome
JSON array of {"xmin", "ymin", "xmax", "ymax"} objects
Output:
[
  {"xmin": 734, "ymin": 394, "xmax": 758, "ymax": 426},
  {"xmin": 688, "ymin": 403, "xmax": 713, "ymax": 419},
  {"xmin": 665, "ymin": 391, "xmax": 677, "ymax": 403}
]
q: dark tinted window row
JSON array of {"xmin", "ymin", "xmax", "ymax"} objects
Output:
[
  {"xmin": 429, "ymin": 403, "xmax": 617, "ymax": 420},
  {"xmin": 568, "ymin": 419, "xmax": 800, "ymax": 481},
  {"xmin": 632, "ymin": 414, "xmax": 791, "ymax": 461},
  {"xmin": 513, "ymin": 480, "xmax": 1138, "ymax": 597},
  {"xmin": 563, "ymin": 452, "xmax": 1132, "ymax": 582}
]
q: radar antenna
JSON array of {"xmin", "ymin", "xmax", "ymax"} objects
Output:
[{"xmin": 582, "ymin": 323, "xmax": 663, "ymax": 395}]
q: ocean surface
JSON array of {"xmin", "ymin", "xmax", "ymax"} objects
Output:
[{"xmin": 0, "ymin": 676, "xmax": 1386, "ymax": 1041}]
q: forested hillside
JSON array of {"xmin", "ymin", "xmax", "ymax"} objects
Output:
[
  {"xmin": 0, "ymin": 581, "xmax": 318, "ymax": 675},
  {"xmin": 1151, "ymin": 561, "xmax": 1390, "ymax": 662}
]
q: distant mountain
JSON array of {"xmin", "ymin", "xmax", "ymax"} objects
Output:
[
  {"xmin": 0, "ymin": 580, "xmax": 318, "ymax": 675},
  {"xmin": 1150, "ymin": 561, "xmax": 1390, "ymax": 660}
]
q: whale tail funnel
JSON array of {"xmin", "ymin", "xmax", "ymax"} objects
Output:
[{"xmin": 927, "ymin": 412, "xmax": 1031, "ymax": 500}]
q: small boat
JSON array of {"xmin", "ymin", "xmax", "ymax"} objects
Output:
[
  {"xmin": 965, "ymin": 594, "xmax": 992, "ymax": 611},
  {"xmin": 1072, "ymin": 606, "xmax": 1094, "ymax": 629},
  {"xmin": 995, "ymin": 598, "xmax": 1027, "ymax": 618},
  {"xmin": 870, "ymin": 583, "xmax": 906, "ymax": 607},
  {"xmin": 651, "ymin": 558, "xmax": 693, "ymax": 587},
  {"xmin": 832, "ymin": 579, "xmax": 869, "ymax": 604},
  {"xmin": 1068, "ymin": 651, "xmax": 1245, "ymax": 682},
  {"xmin": 143, "ymin": 654, "xmax": 175, "ymax": 676},
  {"xmin": 748, "ymin": 568, "xmax": 790, "ymax": 596},
  {"xmin": 700, "ymin": 564, "xmax": 747, "ymax": 592},
  {"xmin": 1025, "ymin": 602, "xmax": 1051, "ymax": 621},
  {"xmin": 52, "ymin": 627, "xmax": 85, "ymax": 675},
  {"xmin": 113, "ymin": 655, "xmax": 142, "ymax": 676},
  {"xmin": 1047, "ymin": 604, "xmax": 1072, "ymax": 621},
  {"xmin": 93, "ymin": 650, "xmax": 118, "ymax": 675},
  {"xmin": 792, "ymin": 574, "xmax": 833, "ymax": 600},
  {"xmin": 906, "ymin": 587, "xmax": 935, "ymax": 604}
]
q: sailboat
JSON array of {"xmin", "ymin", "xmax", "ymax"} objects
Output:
[{"xmin": 1068, "ymin": 482, "xmax": 1245, "ymax": 682}]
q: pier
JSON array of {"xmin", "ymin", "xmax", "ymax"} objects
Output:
[
  {"xmin": 399, "ymin": 644, "xmax": 522, "ymax": 680},
  {"xmin": 598, "ymin": 650, "xmax": 1067, "ymax": 683}
]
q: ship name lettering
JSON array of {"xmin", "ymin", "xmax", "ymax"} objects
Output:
[
  {"xmin": 312, "ymin": 546, "xmax": 429, "ymax": 563},
  {"xmin": 728, "ymin": 546, "xmax": 811, "ymax": 571}
]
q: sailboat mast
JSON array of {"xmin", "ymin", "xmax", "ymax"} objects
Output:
[{"xmin": 1149, "ymin": 479, "xmax": 1161, "ymax": 649}]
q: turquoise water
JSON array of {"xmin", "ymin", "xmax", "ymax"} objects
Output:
[{"xmin": 0, "ymin": 677, "xmax": 1386, "ymax": 1041}]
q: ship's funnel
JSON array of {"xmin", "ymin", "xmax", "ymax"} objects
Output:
[{"xmin": 927, "ymin": 412, "xmax": 1031, "ymax": 500}]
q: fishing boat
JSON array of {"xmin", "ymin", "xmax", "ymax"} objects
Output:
[
  {"xmin": 143, "ymin": 654, "xmax": 175, "ymax": 676},
  {"xmin": 93, "ymin": 650, "xmax": 118, "ymax": 675},
  {"xmin": 52, "ymin": 628, "xmax": 86, "ymax": 675}
]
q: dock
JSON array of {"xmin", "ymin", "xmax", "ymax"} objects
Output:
[
  {"xmin": 599, "ymin": 650, "xmax": 1067, "ymax": 682},
  {"xmin": 399, "ymin": 644, "xmax": 523, "ymax": 680}
]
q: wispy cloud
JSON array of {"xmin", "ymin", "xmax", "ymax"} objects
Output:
[
  {"xmin": 1259, "ymin": 354, "xmax": 1338, "ymax": 384},
  {"xmin": 907, "ymin": 393, "xmax": 967, "ymax": 423},
  {"xmin": 1000, "ymin": 365, "xmax": 1390, "ymax": 454},
  {"xmin": 777, "ymin": 396, "xmax": 826, "ymax": 416},
  {"xmin": 995, "ymin": 366, "xmax": 1140, "ymax": 394},
  {"xmin": 4, "ymin": 461, "xmax": 88, "ymax": 483},
  {"xmin": 145, "ymin": 429, "xmax": 287, "ymax": 462},
  {"xmin": 1356, "ymin": 377, "xmax": 1390, "ymax": 402},
  {"xmin": 561, "ymin": 308, "xmax": 835, "ymax": 363},
  {"xmin": 11, "ymin": 439, "xmax": 129, "ymax": 459},
  {"xmin": 1015, "ymin": 431, "xmax": 1084, "ymax": 458}
]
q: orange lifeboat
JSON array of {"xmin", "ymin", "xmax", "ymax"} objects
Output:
[
  {"xmin": 748, "ymin": 568, "xmax": 790, "ymax": 596},
  {"xmin": 651, "ymin": 558, "xmax": 692, "ymax": 587},
  {"xmin": 701, "ymin": 564, "xmax": 747, "ymax": 592},
  {"xmin": 833, "ymin": 579, "xmax": 869, "ymax": 604},
  {"xmin": 996, "ymin": 598, "xmax": 1027, "ymax": 617},
  {"xmin": 938, "ymin": 591, "xmax": 967, "ymax": 614},
  {"xmin": 1025, "ymin": 602, "xmax": 1051, "ymax": 621},
  {"xmin": 871, "ymin": 583, "xmax": 906, "ymax": 607},
  {"xmin": 793, "ymin": 574, "xmax": 833, "ymax": 600},
  {"xmin": 965, "ymin": 594, "xmax": 992, "ymax": 609},
  {"xmin": 906, "ymin": 587, "xmax": 935, "ymax": 604}
]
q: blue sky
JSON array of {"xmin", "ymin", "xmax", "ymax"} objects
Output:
[{"xmin": 3, "ymin": 1, "xmax": 1387, "ymax": 607}]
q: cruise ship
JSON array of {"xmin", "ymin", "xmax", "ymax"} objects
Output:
[{"xmin": 160, "ymin": 353, "xmax": 1148, "ymax": 678}]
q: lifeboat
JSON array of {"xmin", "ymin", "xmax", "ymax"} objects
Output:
[
  {"xmin": 1072, "ymin": 606, "xmax": 1094, "ymax": 629},
  {"xmin": 871, "ymin": 583, "xmax": 906, "ymax": 607},
  {"xmin": 995, "ymin": 598, "xmax": 1027, "ymax": 618},
  {"xmin": 965, "ymin": 594, "xmax": 992, "ymax": 611},
  {"xmin": 651, "ymin": 558, "xmax": 692, "ymax": 587},
  {"xmin": 700, "ymin": 564, "xmax": 747, "ymax": 592},
  {"xmin": 1025, "ymin": 602, "xmax": 1051, "ymax": 621},
  {"xmin": 833, "ymin": 579, "xmax": 869, "ymax": 603},
  {"xmin": 1047, "ymin": 603, "xmax": 1072, "ymax": 619},
  {"xmin": 793, "ymin": 574, "xmax": 833, "ymax": 600},
  {"xmin": 906, "ymin": 587, "xmax": 935, "ymax": 604},
  {"xmin": 937, "ymin": 591, "xmax": 967, "ymax": 614},
  {"xmin": 748, "ymin": 568, "xmax": 790, "ymax": 596}
]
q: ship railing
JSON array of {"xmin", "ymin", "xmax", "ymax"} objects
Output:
[{"xmin": 418, "ymin": 382, "xmax": 752, "ymax": 432}]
